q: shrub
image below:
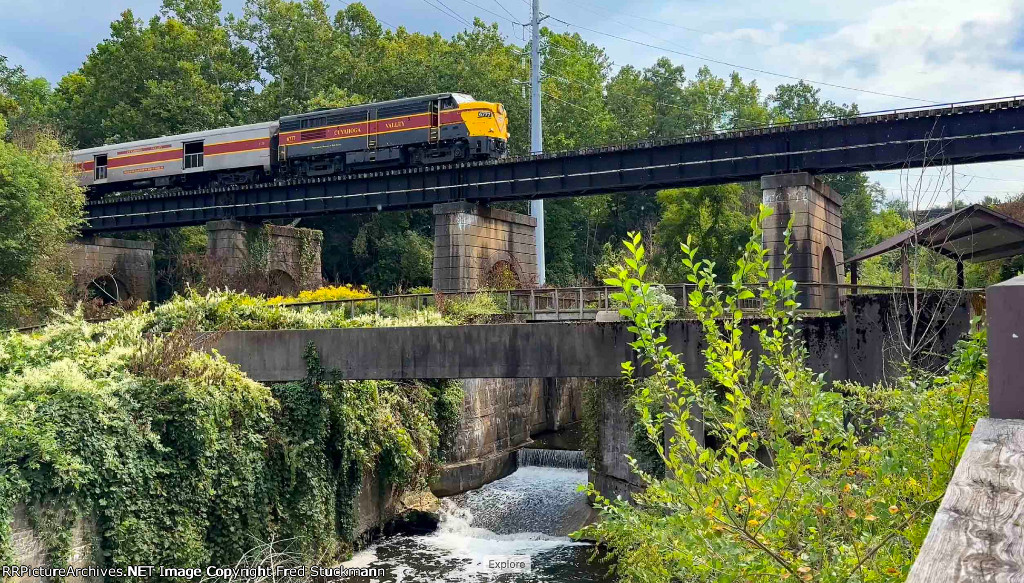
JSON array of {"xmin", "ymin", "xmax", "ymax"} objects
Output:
[
  {"xmin": 0, "ymin": 304, "xmax": 462, "ymax": 572},
  {"xmin": 575, "ymin": 206, "xmax": 987, "ymax": 582},
  {"xmin": 437, "ymin": 292, "xmax": 505, "ymax": 323},
  {"xmin": 144, "ymin": 289, "xmax": 451, "ymax": 332},
  {"xmin": 267, "ymin": 284, "xmax": 373, "ymax": 305}
]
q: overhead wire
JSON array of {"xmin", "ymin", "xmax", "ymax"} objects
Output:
[
  {"xmin": 449, "ymin": 0, "xmax": 524, "ymax": 25},
  {"xmin": 544, "ymin": 70, "xmax": 771, "ymax": 129},
  {"xmin": 543, "ymin": 13, "xmax": 939, "ymax": 104},
  {"xmin": 336, "ymin": 0, "xmax": 399, "ymax": 30},
  {"xmin": 420, "ymin": 0, "xmax": 474, "ymax": 27},
  {"xmin": 491, "ymin": 0, "xmax": 523, "ymax": 23}
]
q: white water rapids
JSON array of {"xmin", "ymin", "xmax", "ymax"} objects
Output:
[{"xmin": 343, "ymin": 451, "xmax": 610, "ymax": 582}]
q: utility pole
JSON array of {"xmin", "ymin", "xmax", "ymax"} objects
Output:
[
  {"xmin": 951, "ymin": 164, "xmax": 956, "ymax": 212},
  {"xmin": 530, "ymin": 0, "xmax": 546, "ymax": 285}
]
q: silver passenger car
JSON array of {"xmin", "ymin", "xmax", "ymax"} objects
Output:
[{"xmin": 73, "ymin": 121, "xmax": 278, "ymax": 191}]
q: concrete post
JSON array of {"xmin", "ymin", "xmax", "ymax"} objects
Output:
[
  {"xmin": 988, "ymin": 275, "xmax": 1024, "ymax": 418},
  {"xmin": 762, "ymin": 173, "xmax": 845, "ymax": 310},
  {"xmin": 432, "ymin": 202, "xmax": 538, "ymax": 293}
]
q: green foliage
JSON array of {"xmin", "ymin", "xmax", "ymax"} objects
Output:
[
  {"xmin": 0, "ymin": 115, "xmax": 84, "ymax": 327},
  {"xmin": 0, "ymin": 307, "xmax": 460, "ymax": 573},
  {"xmin": 655, "ymin": 184, "xmax": 749, "ymax": 282},
  {"xmin": 144, "ymin": 289, "xmax": 453, "ymax": 332},
  {"xmin": 0, "ymin": 55, "xmax": 54, "ymax": 138},
  {"xmin": 52, "ymin": 0, "xmax": 256, "ymax": 146},
  {"xmin": 437, "ymin": 291, "xmax": 505, "ymax": 323},
  {"xmin": 576, "ymin": 207, "xmax": 988, "ymax": 582}
]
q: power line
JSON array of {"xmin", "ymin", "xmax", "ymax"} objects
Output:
[
  {"xmin": 545, "ymin": 71, "xmax": 770, "ymax": 128},
  {"xmin": 541, "ymin": 89, "xmax": 594, "ymax": 114},
  {"xmin": 336, "ymin": 0, "xmax": 399, "ymax": 30},
  {"xmin": 559, "ymin": 0, "xmax": 724, "ymax": 37},
  {"xmin": 421, "ymin": 0, "xmax": 474, "ymax": 27},
  {"xmin": 449, "ymin": 0, "xmax": 524, "ymax": 25},
  {"xmin": 544, "ymin": 14, "xmax": 939, "ymax": 104},
  {"xmin": 956, "ymin": 171, "xmax": 1024, "ymax": 183},
  {"xmin": 491, "ymin": 0, "xmax": 522, "ymax": 23}
]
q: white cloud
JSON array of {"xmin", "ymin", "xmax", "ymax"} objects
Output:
[
  {"xmin": 757, "ymin": 0, "xmax": 1024, "ymax": 109},
  {"xmin": 701, "ymin": 22, "xmax": 787, "ymax": 47}
]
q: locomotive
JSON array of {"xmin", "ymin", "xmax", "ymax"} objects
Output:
[{"xmin": 72, "ymin": 93, "xmax": 509, "ymax": 195}]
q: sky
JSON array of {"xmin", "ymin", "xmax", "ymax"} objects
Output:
[{"xmin": 3, "ymin": 0, "xmax": 1024, "ymax": 205}]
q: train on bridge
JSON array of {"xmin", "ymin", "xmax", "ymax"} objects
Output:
[{"xmin": 72, "ymin": 93, "xmax": 509, "ymax": 196}]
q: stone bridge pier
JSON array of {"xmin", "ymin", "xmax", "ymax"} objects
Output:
[
  {"xmin": 762, "ymin": 173, "xmax": 845, "ymax": 310},
  {"xmin": 69, "ymin": 237, "xmax": 156, "ymax": 302},
  {"xmin": 432, "ymin": 202, "xmax": 538, "ymax": 292},
  {"xmin": 206, "ymin": 220, "xmax": 323, "ymax": 295}
]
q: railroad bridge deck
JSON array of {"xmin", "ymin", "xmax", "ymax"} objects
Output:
[{"xmin": 84, "ymin": 97, "xmax": 1024, "ymax": 233}]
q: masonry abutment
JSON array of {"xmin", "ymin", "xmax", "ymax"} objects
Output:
[
  {"xmin": 205, "ymin": 219, "xmax": 323, "ymax": 294},
  {"xmin": 762, "ymin": 172, "xmax": 845, "ymax": 310},
  {"xmin": 432, "ymin": 202, "xmax": 538, "ymax": 292},
  {"xmin": 69, "ymin": 237, "xmax": 156, "ymax": 302}
]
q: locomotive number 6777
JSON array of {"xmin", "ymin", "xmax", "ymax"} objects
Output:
[{"xmin": 73, "ymin": 93, "xmax": 510, "ymax": 196}]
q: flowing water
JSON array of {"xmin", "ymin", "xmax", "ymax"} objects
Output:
[{"xmin": 344, "ymin": 450, "xmax": 612, "ymax": 582}]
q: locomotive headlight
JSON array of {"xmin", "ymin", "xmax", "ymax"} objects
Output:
[{"xmin": 477, "ymin": 111, "xmax": 493, "ymax": 118}]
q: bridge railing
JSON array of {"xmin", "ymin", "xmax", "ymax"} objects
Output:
[{"xmin": 278, "ymin": 283, "xmax": 983, "ymax": 321}]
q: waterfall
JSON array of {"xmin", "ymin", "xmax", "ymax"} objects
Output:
[
  {"xmin": 343, "ymin": 458, "xmax": 608, "ymax": 581},
  {"xmin": 517, "ymin": 448, "xmax": 587, "ymax": 470}
]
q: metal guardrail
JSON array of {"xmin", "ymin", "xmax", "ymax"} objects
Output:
[
  {"xmin": 10, "ymin": 283, "xmax": 982, "ymax": 333},
  {"xmin": 279, "ymin": 283, "xmax": 985, "ymax": 321}
]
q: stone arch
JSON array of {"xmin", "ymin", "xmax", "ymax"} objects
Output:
[
  {"xmin": 269, "ymin": 269, "xmax": 298, "ymax": 297},
  {"xmin": 821, "ymin": 246, "xmax": 840, "ymax": 311},
  {"xmin": 481, "ymin": 251, "xmax": 523, "ymax": 290},
  {"xmin": 87, "ymin": 274, "xmax": 133, "ymax": 303}
]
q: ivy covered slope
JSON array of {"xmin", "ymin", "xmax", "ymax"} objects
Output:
[{"xmin": 0, "ymin": 296, "xmax": 463, "ymax": 573}]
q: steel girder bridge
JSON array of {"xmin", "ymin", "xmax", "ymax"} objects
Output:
[{"xmin": 83, "ymin": 97, "xmax": 1024, "ymax": 233}]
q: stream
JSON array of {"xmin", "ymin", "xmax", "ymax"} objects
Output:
[{"xmin": 344, "ymin": 450, "xmax": 613, "ymax": 582}]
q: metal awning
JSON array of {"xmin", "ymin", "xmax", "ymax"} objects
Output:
[{"xmin": 846, "ymin": 204, "xmax": 1024, "ymax": 265}]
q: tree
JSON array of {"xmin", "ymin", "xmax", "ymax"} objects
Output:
[
  {"xmin": 52, "ymin": 0, "xmax": 256, "ymax": 146},
  {"xmin": 0, "ymin": 55, "xmax": 54, "ymax": 139},
  {"xmin": 0, "ymin": 115, "xmax": 85, "ymax": 326},
  {"xmin": 654, "ymin": 184, "xmax": 749, "ymax": 282},
  {"xmin": 769, "ymin": 80, "xmax": 857, "ymax": 123},
  {"xmin": 232, "ymin": 0, "xmax": 355, "ymax": 119}
]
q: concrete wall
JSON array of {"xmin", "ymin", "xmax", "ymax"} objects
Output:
[
  {"xmin": 8, "ymin": 505, "xmax": 100, "ymax": 583},
  {"xmin": 69, "ymin": 237, "xmax": 155, "ymax": 302},
  {"xmin": 845, "ymin": 291, "xmax": 977, "ymax": 385},
  {"xmin": 432, "ymin": 377, "xmax": 584, "ymax": 497},
  {"xmin": 589, "ymin": 379, "xmax": 645, "ymax": 501},
  {"xmin": 212, "ymin": 317, "xmax": 851, "ymax": 382},
  {"xmin": 762, "ymin": 173, "xmax": 845, "ymax": 310},
  {"xmin": 432, "ymin": 202, "xmax": 537, "ymax": 292},
  {"xmin": 9, "ymin": 472, "xmax": 407, "ymax": 581},
  {"xmin": 206, "ymin": 220, "xmax": 323, "ymax": 294}
]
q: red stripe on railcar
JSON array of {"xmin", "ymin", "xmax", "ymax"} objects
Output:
[
  {"xmin": 108, "ymin": 149, "xmax": 182, "ymax": 168},
  {"xmin": 204, "ymin": 138, "xmax": 271, "ymax": 156},
  {"xmin": 75, "ymin": 161, "xmax": 96, "ymax": 172}
]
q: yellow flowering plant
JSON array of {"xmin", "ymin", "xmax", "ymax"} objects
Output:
[{"xmin": 267, "ymin": 284, "xmax": 373, "ymax": 305}]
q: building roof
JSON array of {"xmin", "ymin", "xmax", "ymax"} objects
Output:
[{"xmin": 845, "ymin": 204, "xmax": 1024, "ymax": 264}]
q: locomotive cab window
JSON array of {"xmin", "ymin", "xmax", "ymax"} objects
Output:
[
  {"xmin": 94, "ymin": 154, "xmax": 107, "ymax": 180},
  {"xmin": 301, "ymin": 117, "xmax": 327, "ymax": 129},
  {"xmin": 440, "ymin": 97, "xmax": 457, "ymax": 110},
  {"xmin": 183, "ymin": 141, "xmax": 204, "ymax": 169}
]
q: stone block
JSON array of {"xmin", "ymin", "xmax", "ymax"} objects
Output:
[{"xmin": 433, "ymin": 203, "xmax": 538, "ymax": 292}]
